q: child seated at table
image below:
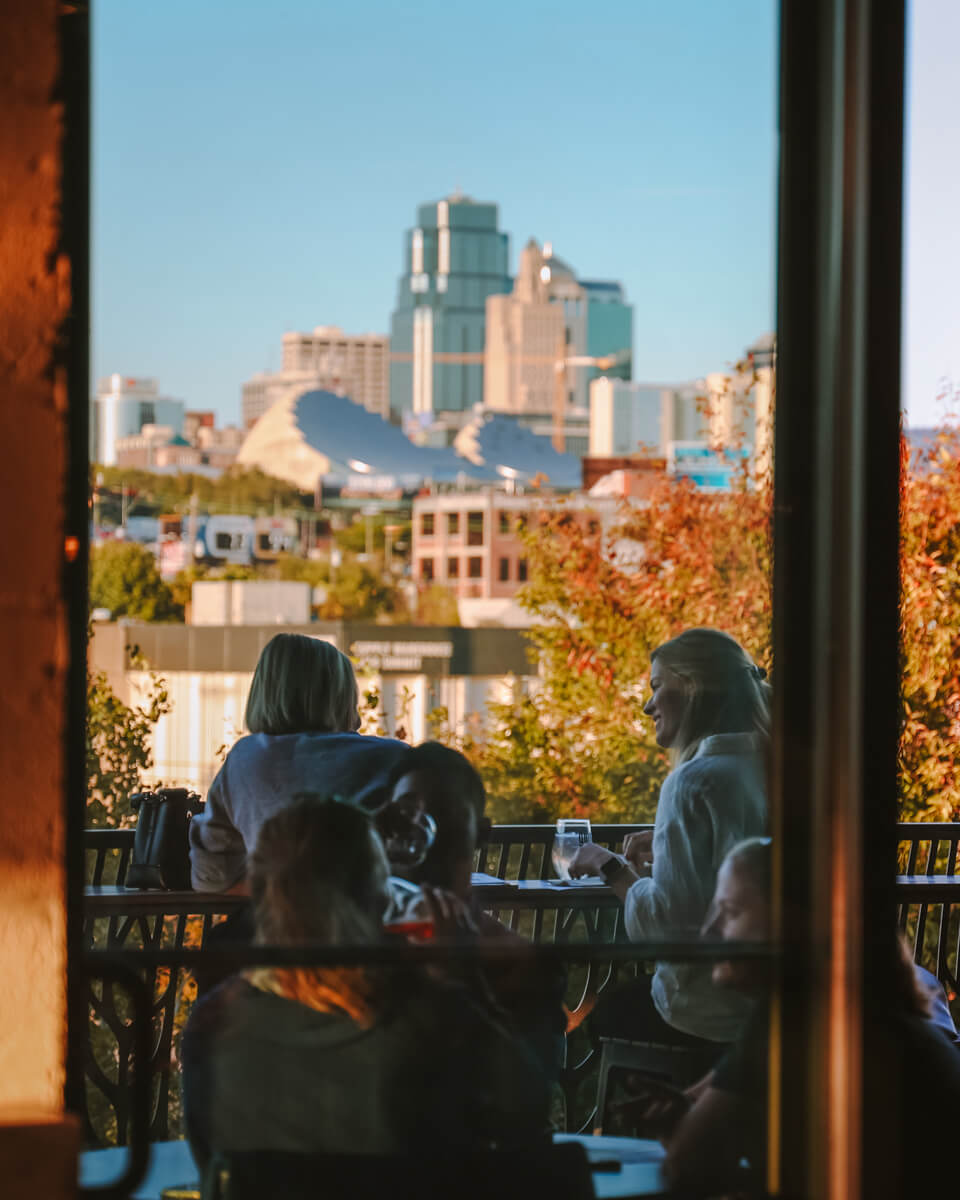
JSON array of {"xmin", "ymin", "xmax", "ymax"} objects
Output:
[
  {"xmin": 385, "ymin": 741, "xmax": 488, "ymax": 900},
  {"xmin": 384, "ymin": 742, "xmax": 567, "ymax": 1078},
  {"xmin": 639, "ymin": 839, "xmax": 960, "ymax": 1196},
  {"xmin": 181, "ymin": 797, "xmax": 552, "ymax": 1169}
]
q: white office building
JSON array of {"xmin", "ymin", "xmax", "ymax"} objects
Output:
[
  {"xmin": 90, "ymin": 375, "xmax": 185, "ymax": 466},
  {"xmin": 589, "ymin": 378, "xmax": 706, "ymax": 457}
]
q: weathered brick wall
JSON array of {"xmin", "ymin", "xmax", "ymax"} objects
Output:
[{"xmin": 0, "ymin": 0, "xmax": 70, "ymax": 1121}]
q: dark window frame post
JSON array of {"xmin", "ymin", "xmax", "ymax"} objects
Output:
[{"xmin": 774, "ymin": 0, "xmax": 905, "ymax": 1195}]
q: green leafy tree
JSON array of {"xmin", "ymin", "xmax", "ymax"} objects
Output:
[
  {"xmin": 316, "ymin": 560, "xmax": 407, "ymax": 622},
  {"xmin": 334, "ymin": 515, "xmax": 411, "ymax": 556},
  {"xmin": 90, "ymin": 541, "xmax": 181, "ymax": 621},
  {"xmin": 93, "ymin": 465, "xmax": 310, "ymax": 523},
  {"xmin": 415, "ymin": 584, "xmax": 460, "ymax": 626},
  {"xmin": 272, "ymin": 552, "xmax": 329, "ymax": 587},
  {"xmin": 86, "ymin": 654, "xmax": 171, "ymax": 828}
]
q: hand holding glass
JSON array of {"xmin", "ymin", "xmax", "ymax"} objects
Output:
[{"xmin": 552, "ymin": 819, "xmax": 593, "ymax": 880}]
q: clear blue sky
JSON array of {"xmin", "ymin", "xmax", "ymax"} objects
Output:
[
  {"xmin": 903, "ymin": 0, "xmax": 960, "ymax": 427},
  {"xmin": 92, "ymin": 1, "xmax": 955, "ymax": 429}
]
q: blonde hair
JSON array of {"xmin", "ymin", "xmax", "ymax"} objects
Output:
[
  {"xmin": 244, "ymin": 634, "xmax": 359, "ymax": 736},
  {"xmin": 652, "ymin": 628, "xmax": 770, "ymax": 765}
]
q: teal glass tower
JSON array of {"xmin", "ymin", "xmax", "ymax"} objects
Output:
[{"xmin": 390, "ymin": 194, "xmax": 510, "ymax": 421}]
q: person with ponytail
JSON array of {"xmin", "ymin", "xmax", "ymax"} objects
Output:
[{"xmin": 571, "ymin": 628, "xmax": 770, "ymax": 1048}]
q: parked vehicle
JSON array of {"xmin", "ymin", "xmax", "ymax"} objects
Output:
[
  {"xmin": 194, "ymin": 515, "xmax": 255, "ymax": 567},
  {"xmin": 252, "ymin": 515, "xmax": 299, "ymax": 563}
]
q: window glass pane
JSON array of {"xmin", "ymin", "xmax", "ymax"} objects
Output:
[
  {"xmin": 467, "ymin": 511, "xmax": 484, "ymax": 546},
  {"xmin": 87, "ymin": 0, "xmax": 781, "ymax": 1181},
  {"xmin": 900, "ymin": 0, "xmax": 960, "ymax": 829}
]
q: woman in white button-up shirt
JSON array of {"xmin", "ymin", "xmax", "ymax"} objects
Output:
[{"xmin": 571, "ymin": 627, "xmax": 770, "ymax": 1045}]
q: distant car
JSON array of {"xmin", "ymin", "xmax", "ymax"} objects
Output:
[
  {"xmin": 195, "ymin": 515, "xmax": 255, "ymax": 567},
  {"xmin": 252, "ymin": 515, "xmax": 299, "ymax": 563},
  {"xmin": 90, "ymin": 607, "xmax": 112, "ymax": 622}
]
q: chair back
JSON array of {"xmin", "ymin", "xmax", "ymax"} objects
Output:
[{"xmin": 202, "ymin": 1141, "xmax": 594, "ymax": 1200}]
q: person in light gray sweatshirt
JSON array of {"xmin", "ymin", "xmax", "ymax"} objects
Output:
[
  {"xmin": 571, "ymin": 627, "xmax": 770, "ymax": 1046},
  {"xmin": 189, "ymin": 633, "xmax": 408, "ymax": 892}
]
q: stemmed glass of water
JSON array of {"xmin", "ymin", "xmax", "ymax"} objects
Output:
[{"xmin": 551, "ymin": 818, "xmax": 593, "ymax": 881}]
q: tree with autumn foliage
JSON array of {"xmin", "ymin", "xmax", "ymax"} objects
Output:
[
  {"xmin": 445, "ymin": 416, "xmax": 959, "ymax": 826},
  {"xmin": 899, "ymin": 424, "xmax": 960, "ymax": 821},
  {"xmin": 451, "ymin": 465, "xmax": 773, "ymax": 824}
]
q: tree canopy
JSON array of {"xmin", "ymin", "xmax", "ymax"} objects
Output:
[
  {"xmin": 93, "ymin": 465, "xmax": 310, "ymax": 523},
  {"xmin": 445, "ymin": 423, "xmax": 960, "ymax": 825},
  {"xmin": 899, "ymin": 425, "xmax": 960, "ymax": 820},
  {"xmin": 86, "ymin": 649, "xmax": 171, "ymax": 828},
  {"xmin": 90, "ymin": 541, "xmax": 181, "ymax": 621},
  {"xmin": 449, "ymin": 468, "xmax": 773, "ymax": 823}
]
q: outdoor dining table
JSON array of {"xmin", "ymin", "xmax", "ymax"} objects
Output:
[
  {"xmin": 84, "ymin": 872, "xmax": 955, "ymax": 912},
  {"xmin": 83, "ymin": 875, "xmax": 619, "ymax": 912},
  {"xmin": 78, "ymin": 1134, "xmax": 668, "ymax": 1199}
]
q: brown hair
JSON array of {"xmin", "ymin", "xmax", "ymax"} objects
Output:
[{"xmin": 248, "ymin": 796, "xmax": 387, "ymax": 946}]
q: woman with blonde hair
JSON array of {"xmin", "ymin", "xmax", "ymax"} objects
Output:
[
  {"xmin": 189, "ymin": 633, "xmax": 408, "ymax": 892},
  {"xmin": 571, "ymin": 627, "xmax": 769, "ymax": 1048}
]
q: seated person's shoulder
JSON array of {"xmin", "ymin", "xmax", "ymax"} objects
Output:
[
  {"xmin": 184, "ymin": 976, "xmax": 253, "ymax": 1044},
  {"xmin": 711, "ymin": 1002, "xmax": 769, "ymax": 1098}
]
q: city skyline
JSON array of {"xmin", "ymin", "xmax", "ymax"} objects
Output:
[{"xmin": 92, "ymin": 1, "xmax": 957, "ymax": 429}]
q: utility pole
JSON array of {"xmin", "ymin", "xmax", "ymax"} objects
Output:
[
  {"xmin": 93, "ymin": 471, "xmax": 103, "ymax": 533},
  {"xmin": 121, "ymin": 484, "xmax": 129, "ymax": 527},
  {"xmin": 383, "ymin": 524, "xmax": 394, "ymax": 576},
  {"xmin": 186, "ymin": 492, "xmax": 199, "ymax": 562}
]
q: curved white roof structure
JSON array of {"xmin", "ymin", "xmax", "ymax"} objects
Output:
[
  {"xmin": 453, "ymin": 411, "xmax": 581, "ymax": 489},
  {"xmin": 236, "ymin": 390, "xmax": 581, "ymax": 491}
]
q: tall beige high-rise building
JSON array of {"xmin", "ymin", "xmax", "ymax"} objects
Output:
[
  {"xmin": 242, "ymin": 326, "xmax": 390, "ymax": 428},
  {"xmin": 484, "ymin": 240, "xmax": 568, "ymax": 416}
]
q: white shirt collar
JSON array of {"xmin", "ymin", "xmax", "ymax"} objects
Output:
[{"xmin": 694, "ymin": 732, "xmax": 763, "ymax": 758}]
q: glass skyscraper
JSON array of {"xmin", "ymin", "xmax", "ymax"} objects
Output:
[{"xmin": 390, "ymin": 193, "xmax": 510, "ymax": 422}]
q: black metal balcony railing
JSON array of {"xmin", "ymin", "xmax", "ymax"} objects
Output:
[{"xmin": 82, "ymin": 823, "xmax": 959, "ymax": 1150}]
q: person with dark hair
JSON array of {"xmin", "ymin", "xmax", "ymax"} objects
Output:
[
  {"xmin": 385, "ymin": 741, "xmax": 489, "ymax": 898},
  {"xmin": 383, "ymin": 743, "xmax": 567, "ymax": 1079},
  {"xmin": 181, "ymin": 797, "xmax": 551, "ymax": 1170},
  {"xmin": 188, "ymin": 634, "xmax": 408, "ymax": 893}
]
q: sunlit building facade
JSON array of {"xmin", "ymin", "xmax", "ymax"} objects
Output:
[
  {"xmin": 90, "ymin": 375, "xmax": 186, "ymax": 467},
  {"xmin": 390, "ymin": 193, "xmax": 510, "ymax": 422},
  {"xmin": 484, "ymin": 240, "xmax": 633, "ymax": 456},
  {"xmin": 242, "ymin": 326, "xmax": 390, "ymax": 428}
]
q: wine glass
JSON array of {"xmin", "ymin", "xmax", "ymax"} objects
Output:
[
  {"xmin": 557, "ymin": 818, "xmax": 592, "ymax": 841},
  {"xmin": 374, "ymin": 803, "xmax": 437, "ymax": 869},
  {"xmin": 552, "ymin": 818, "xmax": 593, "ymax": 880}
]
